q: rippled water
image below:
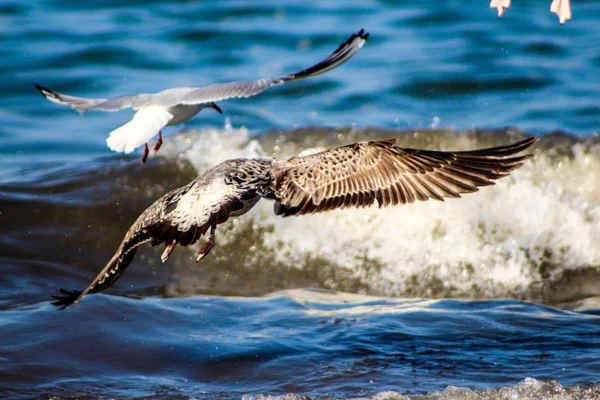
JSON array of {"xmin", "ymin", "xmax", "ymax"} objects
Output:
[
  {"xmin": 1, "ymin": 0, "xmax": 600, "ymax": 399},
  {"xmin": 3, "ymin": 291, "xmax": 600, "ymax": 399}
]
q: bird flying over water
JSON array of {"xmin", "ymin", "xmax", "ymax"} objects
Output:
[
  {"xmin": 34, "ymin": 30, "xmax": 369, "ymax": 164},
  {"xmin": 52, "ymin": 136, "xmax": 537, "ymax": 309}
]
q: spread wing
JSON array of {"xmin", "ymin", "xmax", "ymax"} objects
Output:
[
  {"xmin": 178, "ymin": 29, "xmax": 368, "ymax": 105},
  {"xmin": 35, "ymin": 29, "xmax": 368, "ymax": 113},
  {"xmin": 271, "ymin": 137, "xmax": 537, "ymax": 216},
  {"xmin": 51, "ymin": 167, "xmax": 264, "ymax": 309},
  {"xmin": 34, "ymin": 83, "xmax": 152, "ymax": 113}
]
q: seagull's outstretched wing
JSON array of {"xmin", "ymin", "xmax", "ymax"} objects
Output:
[
  {"xmin": 35, "ymin": 29, "xmax": 368, "ymax": 113},
  {"xmin": 51, "ymin": 182, "xmax": 195, "ymax": 309},
  {"xmin": 179, "ymin": 29, "xmax": 368, "ymax": 105},
  {"xmin": 33, "ymin": 83, "xmax": 152, "ymax": 113},
  {"xmin": 52, "ymin": 160, "xmax": 270, "ymax": 309},
  {"xmin": 271, "ymin": 137, "xmax": 537, "ymax": 216}
]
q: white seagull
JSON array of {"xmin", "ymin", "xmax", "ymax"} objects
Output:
[
  {"xmin": 51, "ymin": 136, "xmax": 537, "ymax": 308},
  {"xmin": 35, "ymin": 29, "xmax": 369, "ymax": 164}
]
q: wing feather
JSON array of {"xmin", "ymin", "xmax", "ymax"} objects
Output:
[
  {"xmin": 34, "ymin": 83, "xmax": 151, "ymax": 112},
  {"xmin": 272, "ymin": 137, "xmax": 537, "ymax": 216},
  {"xmin": 179, "ymin": 29, "xmax": 368, "ymax": 105},
  {"xmin": 52, "ymin": 162, "xmax": 269, "ymax": 309},
  {"xmin": 36, "ymin": 29, "xmax": 368, "ymax": 114}
]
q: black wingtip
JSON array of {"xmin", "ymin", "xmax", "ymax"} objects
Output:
[
  {"xmin": 283, "ymin": 29, "xmax": 370, "ymax": 83},
  {"xmin": 51, "ymin": 287, "xmax": 83, "ymax": 310},
  {"xmin": 511, "ymin": 136, "xmax": 539, "ymax": 153},
  {"xmin": 455, "ymin": 136, "xmax": 539, "ymax": 158},
  {"xmin": 329, "ymin": 29, "xmax": 369, "ymax": 54},
  {"xmin": 210, "ymin": 102, "xmax": 223, "ymax": 114},
  {"xmin": 34, "ymin": 83, "xmax": 49, "ymax": 96},
  {"xmin": 355, "ymin": 28, "xmax": 369, "ymax": 41}
]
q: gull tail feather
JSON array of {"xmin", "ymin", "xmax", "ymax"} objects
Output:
[{"xmin": 106, "ymin": 106, "xmax": 173, "ymax": 153}]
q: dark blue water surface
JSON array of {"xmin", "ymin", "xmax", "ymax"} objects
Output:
[
  {"xmin": 1, "ymin": 0, "xmax": 600, "ymax": 399},
  {"xmin": 2, "ymin": 294, "xmax": 600, "ymax": 399}
]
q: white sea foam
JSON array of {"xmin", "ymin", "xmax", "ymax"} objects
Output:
[
  {"xmin": 239, "ymin": 378, "xmax": 600, "ymax": 400},
  {"xmin": 160, "ymin": 126, "xmax": 600, "ymax": 300}
]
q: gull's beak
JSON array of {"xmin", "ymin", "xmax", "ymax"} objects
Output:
[{"xmin": 210, "ymin": 103, "xmax": 223, "ymax": 114}]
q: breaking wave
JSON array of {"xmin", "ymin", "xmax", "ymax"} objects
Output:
[{"xmin": 149, "ymin": 124, "xmax": 600, "ymax": 306}]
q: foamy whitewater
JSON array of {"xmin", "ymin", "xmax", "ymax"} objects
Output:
[
  {"xmin": 241, "ymin": 378, "xmax": 600, "ymax": 400},
  {"xmin": 158, "ymin": 124, "xmax": 600, "ymax": 306}
]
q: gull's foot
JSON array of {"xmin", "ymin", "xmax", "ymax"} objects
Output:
[
  {"xmin": 161, "ymin": 240, "xmax": 177, "ymax": 263},
  {"xmin": 196, "ymin": 235, "xmax": 215, "ymax": 261},
  {"xmin": 153, "ymin": 131, "xmax": 163, "ymax": 154},
  {"xmin": 141, "ymin": 144, "xmax": 149, "ymax": 164},
  {"xmin": 490, "ymin": 0, "xmax": 510, "ymax": 17},
  {"xmin": 551, "ymin": 0, "xmax": 571, "ymax": 24}
]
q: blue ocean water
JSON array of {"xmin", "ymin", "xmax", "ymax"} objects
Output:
[
  {"xmin": 2, "ymin": 294, "xmax": 600, "ymax": 399},
  {"xmin": 1, "ymin": 0, "xmax": 600, "ymax": 399}
]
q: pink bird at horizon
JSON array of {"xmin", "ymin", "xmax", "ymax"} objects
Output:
[
  {"xmin": 490, "ymin": 0, "xmax": 572, "ymax": 24},
  {"xmin": 550, "ymin": 0, "xmax": 572, "ymax": 24},
  {"xmin": 490, "ymin": 0, "xmax": 511, "ymax": 17}
]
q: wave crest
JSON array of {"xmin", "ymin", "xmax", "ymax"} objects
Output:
[{"xmin": 151, "ymin": 126, "xmax": 600, "ymax": 305}]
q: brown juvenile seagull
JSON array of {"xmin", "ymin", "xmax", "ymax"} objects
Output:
[
  {"xmin": 34, "ymin": 29, "xmax": 369, "ymax": 164},
  {"xmin": 52, "ymin": 136, "xmax": 537, "ymax": 309}
]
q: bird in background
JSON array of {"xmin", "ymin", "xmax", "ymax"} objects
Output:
[
  {"xmin": 51, "ymin": 136, "xmax": 538, "ymax": 309},
  {"xmin": 490, "ymin": 0, "xmax": 572, "ymax": 24},
  {"xmin": 34, "ymin": 29, "xmax": 369, "ymax": 164}
]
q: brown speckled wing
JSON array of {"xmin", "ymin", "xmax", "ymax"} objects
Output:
[{"xmin": 272, "ymin": 137, "xmax": 537, "ymax": 216}]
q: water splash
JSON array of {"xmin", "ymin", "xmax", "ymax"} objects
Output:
[{"xmin": 156, "ymin": 126, "xmax": 600, "ymax": 304}]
